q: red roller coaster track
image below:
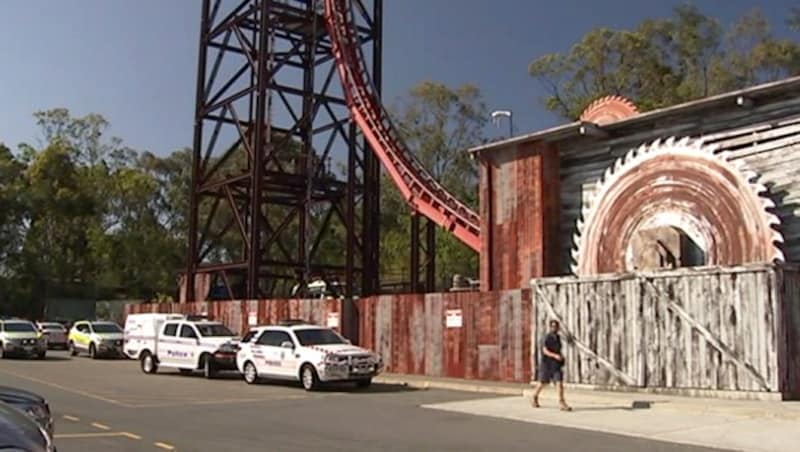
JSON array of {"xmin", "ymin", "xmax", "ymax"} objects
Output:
[{"xmin": 325, "ymin": 0, "xmax": 482, "ymax": 252}]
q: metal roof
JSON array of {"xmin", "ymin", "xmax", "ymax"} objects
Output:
[{"xmin": 469, "ymin": 75, "xmax": 800, "ymax": 156}]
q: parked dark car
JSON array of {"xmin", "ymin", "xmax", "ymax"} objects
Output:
[
  {"xmin": 0, "ymin": 386, "xmax": 54, "ymax": 437},
  {"xmin": 0, "ymin": 401, "xmax": 55, "ymax": 452}
]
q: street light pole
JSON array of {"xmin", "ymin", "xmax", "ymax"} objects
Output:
[{"xmin": 491, "ymin": 110, "xmax": 513, "ymax": 137}]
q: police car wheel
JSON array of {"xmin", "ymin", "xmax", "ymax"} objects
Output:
[
  {"xmin": 243, "ymin": 361, "xmax": 259, "ymax": 384},
  {"xmin": 69, "ymin": 342, "xmax": 78, "ymax": 357},
  {"xmin": 141, "ymin": 352, "xmax": 158, "ymax": 374},
  {"xmin": 301, "ymin": 364, "xmax": 320, "ymax": 391},
  {"xmin": 0, "ymin": 343, "xmax": 4, "ymax": 359},
  {"xmin": 89, "ymin": 343, "xmax": 97, "ymax": 359},
  {"xmin": 203, "ymin": 355, "xmax": 217, "ymax": 379}
]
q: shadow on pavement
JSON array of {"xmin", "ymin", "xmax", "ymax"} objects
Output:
[
  {"xmin": 154, "ymin": 370, "xmax": 243, "ymax": 381},
  {"xmin": 0, "ymin": 356, "xmax": 69, "ymax": 362}
]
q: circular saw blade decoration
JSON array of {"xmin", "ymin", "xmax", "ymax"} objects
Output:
[
  {"xmin": 579, "ymin": 95, "xmax": 639, "ymax": 125},
  {"xmin": 571, "ymin": 137, "xmax": 784, "ymax": 275}
]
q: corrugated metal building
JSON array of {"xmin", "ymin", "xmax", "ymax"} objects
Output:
[{"xmin": 471, "ymin": 76, "xmax": 800, "ymax": 291}]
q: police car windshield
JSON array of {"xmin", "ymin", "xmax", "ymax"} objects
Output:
[
  {"xmin": 294, "ymin": 328, "xmax": 346, "ymax": 346},
  {"xmin": 196, "ymin": 324, "xmax": 234, "ymax": 337},
  {"xmin": 4, "ymin": 322, "xmax": 36, "ymax": 332},
  {"xmin": 92, "ymin": 323, "xmax": 122, "ymax": 333}
]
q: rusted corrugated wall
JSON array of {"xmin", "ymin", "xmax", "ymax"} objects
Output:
[
  {"xmin": 357, "ymin": 289, "xmax": 532, "ymax": 383},
  {"xmin": 479, "ymin": 142, "xmax": 560, "ymax": 291},
  {"xmin": 125, "ymin": 299, "xmax": 342, "ymax": 336}
]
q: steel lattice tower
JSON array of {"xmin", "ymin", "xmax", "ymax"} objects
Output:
[{"xmin": 186, "ymin": 0, "xmax": 382, "ymax": 301}]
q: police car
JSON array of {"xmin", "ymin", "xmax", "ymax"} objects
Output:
[
  {"xmin": 125, "ymin": 314, "xmax": 240, "ymax": 378},
  {"xmin": 236, "ymin": 320, "xmax": 382, "ymax": 391}
]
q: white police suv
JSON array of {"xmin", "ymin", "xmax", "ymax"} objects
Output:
[{"xmin": 236, "ymin": 321, "xmax": 382, "ymax": 391}]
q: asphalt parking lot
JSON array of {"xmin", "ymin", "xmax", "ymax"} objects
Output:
[{"xmin": 0, "ymin": 351, "xmax": 727, "ymax": 451}]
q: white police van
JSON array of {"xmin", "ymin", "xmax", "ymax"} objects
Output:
[{"xmin": 125, "ymin": 313, "xmax": 240, "ymax": 378}]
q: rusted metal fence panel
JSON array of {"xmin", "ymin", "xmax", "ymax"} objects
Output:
[
  {"xmin": 125, "ymin": 299, "xmax": 342, "ymax": 337},
  {"xmin": 531, "ymin": 264, "xmax": 800, "ymax": 397},
  {"xmin": 356, "ymin": 289, "xmax": 532, "ymax": 383}
]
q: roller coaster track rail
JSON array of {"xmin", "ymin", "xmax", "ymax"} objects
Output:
[{"xmin": 325, "ymin": 0, "xmax": 482, "ymax": 252}]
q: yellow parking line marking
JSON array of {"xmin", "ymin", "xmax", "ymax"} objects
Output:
[
  {"xmin": 92, "ymin": 422, "xmax": 111, "ymax": 430},
  {"xmin": 126, "ymin": 394, "xmax": 309, "ymax": 408},
  {"xmin": 54, "ymin": 432, "xmax": 127, "ymax": 439},
  {"xmin": 63, "ymin": 415, "xmax": 80, "ymax": 421},
  {"xmin": 121, "ymin": 432, "xmax": 142, "ymax": 440},
  {"xmin": 0, "ymin": 369, "xmax": 131, "ymax": 407},
  {"xmin": 154, "ymin": 442, "xmax": 176, "ymax": 450}
]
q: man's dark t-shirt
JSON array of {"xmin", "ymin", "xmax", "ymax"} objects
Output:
[{"xmin": 542, "ymin": 332, "xmax": 563, "ymax": 368}]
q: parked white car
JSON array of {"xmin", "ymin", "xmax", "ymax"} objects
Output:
[
  {"xmin": 68, "ymin": 320, "xmax": 126, "ymax": 358},
  {"xmin": 236, "ymin": 321, "xmax": 382, "ymax": 390},
  {"xmin": 125, "ymin": 314, "xmax": 240, "ymax": 378},
  {"xmin": 0, "ymin": 320, "xmax": 47, "ymax": 359}
]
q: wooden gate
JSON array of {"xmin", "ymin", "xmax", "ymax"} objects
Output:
[{"xmin": 531, "ymin": 264, "xmax": 800, "ymax": 395}]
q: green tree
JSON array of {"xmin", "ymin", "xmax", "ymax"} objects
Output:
[
  {"xmin": 382, "ymin": 81, "xmax": 486, "ymax": 290},
  {"xmin": 0, "ymin": 144, "xmax": 26, "ymax": 270},
  {"xmin": 529, "ymin": 5, "xmax": 800, "ymax": 119},
  {"xmin": 18, "ymin": 140, "xmax": 97, "ymax": 312}
]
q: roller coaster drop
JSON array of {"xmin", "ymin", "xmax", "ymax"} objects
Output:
[{"xmin": 186, "ymin": 0, "xmax": 480, "ymax": 301}]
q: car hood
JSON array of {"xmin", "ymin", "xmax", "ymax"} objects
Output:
[
  {"xmin": 199, "ymin": 336, "xmax": 239, "ymax": 348},
  {"xmin": 2, "ymin": 332, "xmax": 40, "ymax": 340},
  {"xmin": 94, "ymin": 333, "xmax": 124, "ymax": 340},
  {"xmin": 0, "ymin": 387, "xmax": 45, "ymax": 405},
  {"xmin": 307, "ymin": 344, "xmax": 375, "ymax": 356}
]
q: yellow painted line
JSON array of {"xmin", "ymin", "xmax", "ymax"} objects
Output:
[
  {"xmin": 121, "ymin": 432, "xmax": 142, "ymax": 440},
  {"xmin": 154, "ymin": 442, "xmax": 176, "ymax": 450},
  {"xmin": 54, "ymin": 432, "xmax": 127, "ymax": 439},
  {"xmin": 63, "ymin": 415, "xmax": 80, "ymax": 421},
  {"xmin": 128, "ymin": 394, "xmax": 308, "ymax": 408},
  {"xmin": 92, "ymin": 422, "xmax": 111, "ymax": 430},
  {"xmin": 0, "ymin": 369, "xmax": 132, "ymax": 407}
]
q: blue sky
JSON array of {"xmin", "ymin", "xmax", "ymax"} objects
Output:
[{"xmin": 0, "ymin": 0, "xmax": 796, "ymax": 154}]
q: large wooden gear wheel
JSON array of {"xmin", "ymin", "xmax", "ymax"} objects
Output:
[{"xmin": 571, "ymin": 137, "xmax": 784, "ymax": 275}]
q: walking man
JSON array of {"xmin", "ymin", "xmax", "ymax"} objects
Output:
[{"xmin": 531, "ymin": 319, "xmax": 572, "ymax": 411}]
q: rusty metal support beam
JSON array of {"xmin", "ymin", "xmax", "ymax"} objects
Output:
[{"xmin": 187, "ymin": 0, "xmax": 382, "ymax": 300}]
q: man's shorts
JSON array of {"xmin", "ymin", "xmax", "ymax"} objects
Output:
[{"xmin": 539, "ymin": 363, "xmax": 563, "ymax": 383}]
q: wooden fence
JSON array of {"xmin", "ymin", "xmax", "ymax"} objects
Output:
[{"xmin": 531, "ymin": 264, "xmax": 800, "ymax": 398}]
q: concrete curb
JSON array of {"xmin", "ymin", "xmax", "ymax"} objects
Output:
[
  {"xmin": 375, "ymin": 375, "xmax": 800, "ymax": 422},
  {"xmin": 375, "ymin": 376, "xmax": 526, "ymax": 396}
]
